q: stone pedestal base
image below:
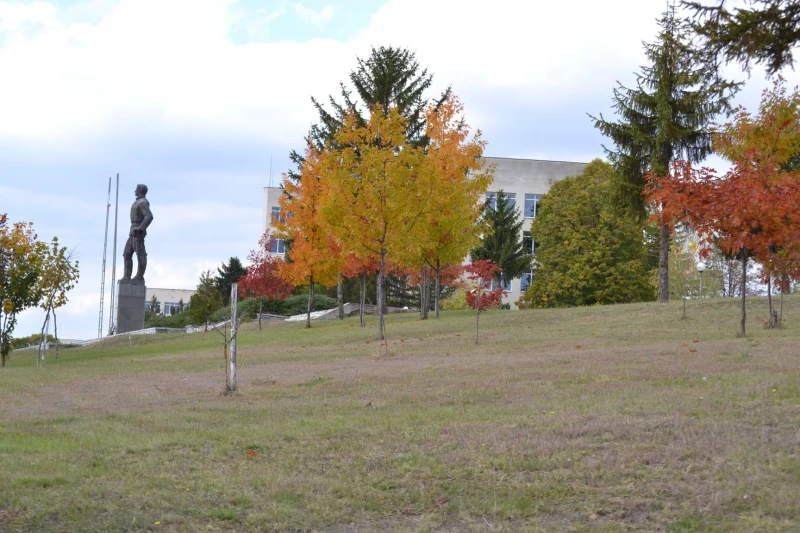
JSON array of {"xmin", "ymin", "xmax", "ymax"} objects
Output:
[{"xmin": 116, "ymin": 279, "xmax": 146, "ymax": 334}]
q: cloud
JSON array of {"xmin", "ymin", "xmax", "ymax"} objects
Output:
[{"xmin": 293, "ymin": 3, "xmax": 335, "ymax": 29}]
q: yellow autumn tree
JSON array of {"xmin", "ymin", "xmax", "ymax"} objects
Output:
[
  {"xmin": 322, "ymin": 106, "xmax": 431, "ymax": 340},
  {"xmin": 275, "ymin": 144, "xmax": 342, "ymax": 328},
  {"xmin": 417, "ymin": 94, "xmax": 493, "ymax": 318}
]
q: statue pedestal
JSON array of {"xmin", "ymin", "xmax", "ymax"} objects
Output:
[{"xmin": 116, "ymin": 279, "xmax": 146, "ymax": 334}]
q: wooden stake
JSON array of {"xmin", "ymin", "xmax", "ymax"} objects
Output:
[{"xmin": 228, "ymin": 282, "xmax": 238, "ymax": 393}]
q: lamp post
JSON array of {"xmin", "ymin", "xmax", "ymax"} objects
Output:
[{"xmin": 697, "ymin": 261, "xmax": 706, "ymax": 299}]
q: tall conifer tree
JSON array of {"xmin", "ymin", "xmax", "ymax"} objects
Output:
[
  {"xmin": 590, "ymin": 3, "xmax": 738, "ymax": 302},
  {"xmin": 289, "ymin": 46, "xmax": 449, "ymax": 179},
  {"xmin": 470, "ymin": 191, "xmax": 532, "ymax": 290}
]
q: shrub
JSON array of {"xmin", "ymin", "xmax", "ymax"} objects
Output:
[{"xmin": 441, "ymin": 287, "xmax": 472, "ymax": 311}]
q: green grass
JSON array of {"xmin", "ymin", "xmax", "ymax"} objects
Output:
[{"xmin": 1, "ymin": 296, "xmax": 799, "ymax": 532}]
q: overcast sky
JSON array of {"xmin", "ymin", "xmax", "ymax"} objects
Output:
[{"xmin": 1, "ymin": 0, "xmax": 794, "ymax": 340}]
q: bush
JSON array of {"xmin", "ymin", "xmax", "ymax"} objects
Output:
[
  {"xmin": 145, "ymin": 311, "xmax": 191, "ymax": 328},
  {"xmin": 280, "ymin": 294, "xmax": 337, "ymax": 316},
  {"xmin": 441, "ymin": 287, "xmax": 473, "ymax": 311}
]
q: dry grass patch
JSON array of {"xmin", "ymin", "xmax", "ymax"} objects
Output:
[{"xmin": 0, "ymin": 296, "xmax": 798, "ymax": 532}]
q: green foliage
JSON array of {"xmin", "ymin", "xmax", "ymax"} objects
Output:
[
  {"xmin": 145, "ymin": 311, "xmax": 191, "ymax": 329},
  {"xmin": 470, "ymin": 190, "xmax": 532, "ymax": 285},
  {"xmin": 519, "ymin": 160, "xmax": 657, "ymax": 308},
  {"xmin": 189, "ymin": 271, "xmax": 223, "ymax": 327},
  {"xmin": 440, "ymin": 287, "xmax": 472, "ymax": 311},
  {"xmin": 591, "ymin": 4, "xmax": 739, "ymax": 217},
  {"xmin": 684, "ymin": 0, "xmax": 800, "ymax": 75},
  {"xmin": 215, "ymin": 257, "xmax": 247, "ymax": 306},
  {"xmin": 290, "ymin": 46, "xmax": 449, "ymax": 180},
  {"xmin": 10, "ymin": 334, "xmax": 54, "ymax": 350}
]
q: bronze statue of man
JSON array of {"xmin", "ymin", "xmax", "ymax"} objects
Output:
[{"xmin": 121, "ymin": 184, "xmax": 154, "ymax": 281}]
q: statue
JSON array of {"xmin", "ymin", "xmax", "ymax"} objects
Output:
[{"xmin": 121, "ymin": 184, "xmax": 153, "ymax": 281}]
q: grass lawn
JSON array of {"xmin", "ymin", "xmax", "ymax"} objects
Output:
[{"xmin": 1, "ymin": 296, "xmax": 798, "ymax": 532}]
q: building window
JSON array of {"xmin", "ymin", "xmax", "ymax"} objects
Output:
[
  {"xmin": 523, "ymin": 231, "xmax": 533, "ymax": 254},
  {"xmin": 524, "ymin": 194, "xmax": 540, "ymax": 218},
  {"xmin": 485, "ymin": 192, "xmax": 516, "ymax": 212},
  {"xmin": 504, "ymin": 192, "xmax": 516, "ymax": 210},
  {"xmin": 490, "ymin": 278, "xmax": 512, "ymax": 291},
  {"xmin": 270, "ymin": 239, "xmax": 286, "ymax": 254},
  {"xmin": 271, "ymin": 206, "xmax": 285, "ymax": 224},
  {"xmin": 485, "ymin": 192, "xmax": 497, "ymax": 211},
  {"xmin": 521, "ymin": 273, "xmax": 533, "ymax": 292}
]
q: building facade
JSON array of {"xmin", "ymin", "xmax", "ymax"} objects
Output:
[
  {"xmin": 261, "ymin": 157, "xmax": 588, "ymax": 307},
  {"xmin": 144, "ymin": 287, "xmax": 196, "ymax": 315}
]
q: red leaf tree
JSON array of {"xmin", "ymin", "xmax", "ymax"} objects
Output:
[
  {"xmin": 464, "ymin": 260, "xmax": 506, "ymax": 344},
  {"xmin": 239, "ymin": 234, "xmax": 294, "ymax": 330}
]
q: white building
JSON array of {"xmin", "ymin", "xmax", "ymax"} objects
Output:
[
  {"xmin": 144, "ymin": 287, "xmax": 196, "ymax": 315},
  {"xmin": 262, "ymin": 157, "xmax": 588, "ymax": 307}
]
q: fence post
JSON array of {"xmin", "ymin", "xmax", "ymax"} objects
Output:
[{"xmin": 228, "ymin": 282, "xmax": 238, "ymax": 393}]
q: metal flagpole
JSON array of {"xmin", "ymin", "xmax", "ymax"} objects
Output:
[
  {"xmin": 108, "ymin": 173, "xmax": 120, "ymax": 336},
  {"xmin": 98, "ymin": 177, "xmax": 112, "ymax": 338}
]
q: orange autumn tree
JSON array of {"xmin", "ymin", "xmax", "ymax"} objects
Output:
[
  {"xmin": 418, "ymin": 94, "xmax": 493, "ymax": 318},
  {"xmin": 646, "ymin": 79, "xmax": 800, "ymax": 336},
  {"xmin": 322, "ymin": 106, "xmax": 431, "ymax": 340},
  {"xmin": 275, "ymin": 144, "xmax": 342, "ymax": 328}
]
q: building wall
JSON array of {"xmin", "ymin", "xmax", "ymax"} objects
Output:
[
  {"xmin": 261, "ymin": 157, "xmax": 589, "ymax": 308},
  {"xmin": 483, "ymin": 157, "xmax": 588, "ymax": 306},
  {"xmin": 145, "ymin": 287, "xmax": 196, "ymax": 315}
]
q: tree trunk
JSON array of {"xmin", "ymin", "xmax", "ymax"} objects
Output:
[
  {"xmin": 780, "ymin": 273, "xmax": 787, "ymax": 324},
  {"xmin": 434, "ymin": 260, "xmax": 441, "ymax": 319},
  {"xmin": 475, "ymin": 308, "xmax": 480, "ymax": 345},
  {"xmin": 38, "ymin": 309, "xmax": 50, "ymax": 367},
  {"xmin": 258, "ymin": 298, "xmax": 263, "ymax": 331},
  {"xmin": 659, "ymin": 223, "xmax": 670, "ymax": 303},
  {"xmin": 306, "ymin": 277, "xmax": 314, "ymax": 329},
  {"xmin": 420, "ymin": 268, "xmax": 429, "ymax": 320},
  {"xmin": 359, "ymin": 274, "xmax": 366, "ymax": 327},
  {"xmin": 54, "ymin": 309, "xmax": 59, "ymax": 359},
  {"xmin": 337, "ymin": 277, "xmax": 344, "ymax": 320},
  {"xmin": 740, "ymin": 253, "xmax": 747, "ymax": 338},
  {"xmin": 377, "ymin": 251, "xmax": 386, "ymax": 340},
  {"xmin": 767, "ymin": 275, "xmax": 774, "ymax": 327}
]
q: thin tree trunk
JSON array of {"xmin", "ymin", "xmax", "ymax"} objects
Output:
[
  {"xmin": 434, "ymin": 259, "xmax": 441, "ymax": 319},
  {"xmin": 377, "ymin": 251, "xmax": 386, "ymax": 340},
  {"xmin": 337, "ymin": 277, "xmax": 344, "ymax": 320},
  {"xmin": 359, "ymin": 274, "xmax": 366, "ymax": 327},
  {"xmin": 780, "ymin": 273, "xmax": 787, "ymax": 324},
  {"xmin": 54, "ymin": 309, "xmax": 59, "ymax": 359},
  {"xmin": 740, "ymin": 253, "xmax": 747, "ymax": 338},
  {"xmin": 306, "ymin": 277, "xmax": 314, "ymax": 329},
  {"xmin": 258, "ymin": 298, "xmax": 263, "ymax": 331},
  {"xmin": 475, "ymin": 309, "xmax": 480, "ymax": 345},
  {"xmin": 659, "ymin": 223, "xmax": 670, "ymax": 303},
  {"xmin": 420, "ymin": 268, "xmax": 429, "ymax": 320},
  {"xmin": 767, "ymin": 275, "xmax": 774, "ymax": 327},
  {"xmin": 38, "ymin": 309, "xmax": 50, "ymax": 367}
]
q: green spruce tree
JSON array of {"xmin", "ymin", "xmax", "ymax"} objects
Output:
[
  {"xmin": 683, "ymin": 0, "xmax": 800, "ymax": 75},
  {"xmin": 590, "ymin": 3, "xmax": 738, "ymax": 303},
  {"xmin": 215, "ymin": 257, "xmax": 246, "ymax": 306},
  {"xmin": 470, "ymin": 190, "xmax": 532, "ymax": 290},
  {"xmin": 289, "ymin": 46, "xmax": 450, "ymax": 180}
]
